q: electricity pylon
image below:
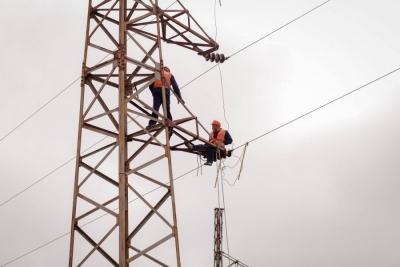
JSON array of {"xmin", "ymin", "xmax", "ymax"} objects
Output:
[{"xmin": 68, "ymin": 0, "xmax": 224, "ymax": 266}]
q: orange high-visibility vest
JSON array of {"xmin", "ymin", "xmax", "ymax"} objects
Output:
[
  {"xmin": 209, "ymin": 129, "xmax": 226, "ymax": 149},
  {"xmin": 154, "ymin": 70, "xmax": 172, "ymax": 89}
]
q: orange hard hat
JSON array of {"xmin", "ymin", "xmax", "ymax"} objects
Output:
[{"xmin": 211, "ymin": 120, "xmax": 221, "ymax": 127}]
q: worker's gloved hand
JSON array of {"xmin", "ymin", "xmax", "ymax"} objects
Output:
[
  {"xmin": 178, "ymin": 99, "xmax": 185, "ymax": 105},
  {"xmin": 216, "ymin": 141, "xmax": 226, "ymax": 150}
]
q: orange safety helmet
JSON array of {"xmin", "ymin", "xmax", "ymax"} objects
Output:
[
  {"xmin": 163, "ymin": 66, "xmax": 170, "ymax": 72},
  {"xmin": 211, "ymin": 120, "xmax": 221, "ymax": 127}
]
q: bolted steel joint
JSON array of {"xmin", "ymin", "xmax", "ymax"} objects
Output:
[{"xmin": 115, "ymin": 44, "xmax": 126, "ymax": 71}]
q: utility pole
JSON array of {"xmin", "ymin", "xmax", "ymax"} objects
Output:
[{"xmin": 68, "ymin": 0, "xmax": 225, "ymax": 266}]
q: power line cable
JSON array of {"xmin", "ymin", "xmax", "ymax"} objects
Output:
[
  {"xmin": 0, "ymin": 164, "xmax": 201, "ymax": 267},
  {"xmin": 229, "ymin": 0, "xmax": 331, "ymax": 58},
  {"xmin": 0, "ymin": 132, "xmax": 113, "ymax": 207},
  {"xmin": 0, "ymin": 77, "xmax": 80, "ymax": 143},
  {"xmin": 0, "ymin": 115, "xmax": 143, "ymax": 207},
  {"xmin": 232, "ymin": 66, "xmax": 400, "ymax": 150},
  {"xmin": 180, "ymin": 0, "xmax": 331, "ymax": 90}
]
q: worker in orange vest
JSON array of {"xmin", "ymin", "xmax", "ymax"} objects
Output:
[
  {"xmin": 185, "ymin": 120, "xmax": 233, "ymax": 166},
  {"xmin": 147, "ymin": 66, "xmax": 184, "ymax": 128}
]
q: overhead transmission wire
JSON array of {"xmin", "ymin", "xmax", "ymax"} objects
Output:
[
  {"xmin": 6, "ymin": 1, "xmax": 393, "ymax": 264},
  {"xmin": 0, "ymin": 0, "xmax": 177, "ymax": 144}
]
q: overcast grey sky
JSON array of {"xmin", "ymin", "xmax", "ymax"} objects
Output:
[{"xmin": 1, "ymin": 0, "xmax": 400, "ymax": 266}]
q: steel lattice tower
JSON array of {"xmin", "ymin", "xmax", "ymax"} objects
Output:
[{"xmin": 68, "ymin": 0, "xmax": 223, "ymax": 266}]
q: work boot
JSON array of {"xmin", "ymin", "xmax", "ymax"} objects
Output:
[
  {"xmin": 184, "ymin": 140, "xmax": 193, "ymax": 150},
  {"xmin": 168, "ymin": 127, "xmax": 173, "ymax": 139},
  {"xmin": 204, "ymin": 162, "xmax": 212, "ymax": 166},
  {"xmin": 146, "ymin": 124, "xmax": 157, "ymax": 130}
]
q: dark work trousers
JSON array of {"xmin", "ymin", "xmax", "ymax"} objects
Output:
[
  {"xmin": 193, "ymin": 144, "xmax": 215, "ymax": 163},
  {"xmin": 148, "ymin": 88, "xmax": 172, "ymax": 126}
]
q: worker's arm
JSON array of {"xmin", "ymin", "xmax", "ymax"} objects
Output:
[
  {"xmin": 149, "ymin": 82, "xmax": 154, "ymax": 92},
  {"xmin": 224, "ymin": 131, "xmax": 233, "ymax": 145},
  {"xmin": 171, "ymin": 75, "xmax": 183, "ymax": 100}
]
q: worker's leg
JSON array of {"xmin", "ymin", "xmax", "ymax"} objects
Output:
[
  {"xmin": 190, "ymin": 144, "xmax": 214, "ymax": 165},
  {"xmin": 192, "ymin": 144, "xmax": 207, "ymax": 151},
  {"xmin": 206, "ymin": 145, "xmax": 215, "ymax": 163},
  {"xmin": 165, "ymin": 92, "xmax": 172, "ymax": 121},
  {"xmin": 148, "ymin": 90, "xmax": 162, "ymax": 126}
]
